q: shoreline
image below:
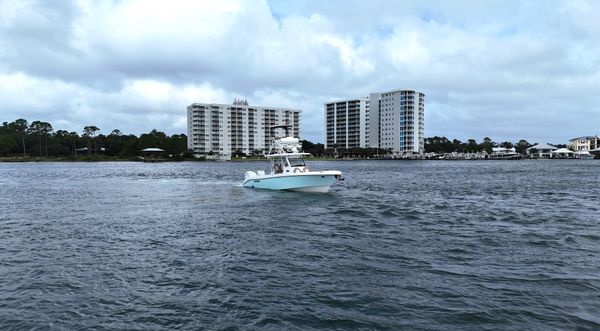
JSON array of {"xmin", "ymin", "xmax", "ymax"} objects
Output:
[
  {"xmin": 0, "ymin": 157, "xmax": 201, "ymax": 163},
  {"xmin": 1, "ymin": 157, "xmax": 596, "ymax": 163}
]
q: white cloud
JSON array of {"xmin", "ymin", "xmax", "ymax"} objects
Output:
[
  {"xmin": 317, "ymin": 34, "xmax": 374, "ymax": 75},
  {"xmin": 0, "ymin": 71, "xmax": 230, "ymax": 133},
  {"xmin": 1, "ymin": 0, "xmax": 599, "ymax": 143},
  {"xmin": 0, "ymin": 0, "xmax": 27, "ymax": 27}
]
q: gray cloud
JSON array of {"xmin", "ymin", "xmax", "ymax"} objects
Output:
[{"xmin": 0, "ymin": 0, "xmax": 599, "ymax": 143}]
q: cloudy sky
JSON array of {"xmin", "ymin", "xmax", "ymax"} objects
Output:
[{"xmin": 1, "ymin": 0, "xmax": 599, "ymax": 143}]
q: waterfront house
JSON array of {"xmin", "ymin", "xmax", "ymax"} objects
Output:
[
  {"xmin": 526, "ymin": 143, "xmax": 557, "ymax": 158},
  {"xmin": 569, "ymin": 135, "xmax": 599, "ymax": 152},
  {"xmin": 551, "ymin": 148, "xmax": 575, "ymax": 158}
]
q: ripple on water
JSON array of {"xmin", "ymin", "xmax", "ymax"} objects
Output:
[{"xmin": 1, "ymin": 160, "xmax": 600, "ymax": 330}]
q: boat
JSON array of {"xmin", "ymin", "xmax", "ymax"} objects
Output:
[
  {"xmin": 489, "ymin": 147, "xmax": 522, "ymax": 160},
  {"xmin": 243, "ymin": 125, "xmax": 342, "ymax": 192}
]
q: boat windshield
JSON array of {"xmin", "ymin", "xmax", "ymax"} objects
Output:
[{"xmin": 288, "ymin": 157, "xmax": 305, "ymax": 167}]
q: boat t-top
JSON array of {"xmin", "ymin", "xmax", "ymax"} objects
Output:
[{"xmin": 243, "ymin": 125, "xmax": 342, "ymax": 192}]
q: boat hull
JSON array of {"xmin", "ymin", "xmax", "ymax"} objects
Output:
[{"xmin": 243, "ymin": 171, "xmax": 341, "ymax": 192}]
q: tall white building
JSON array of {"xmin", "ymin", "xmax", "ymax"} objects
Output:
[
  {"xmin": 324, "ymin": 98, "xmax": 369, "ymax": 149},
  {"xmin": 324, "ymin": 89, "xmax": 425, "ymax": 154},
  {"xmin": 187, "ymin": 102, "xmax": 301, "ymax": 159},
  {"xmin": 369, "ymin": 89, "xmax": 425, "ymax": 154}
]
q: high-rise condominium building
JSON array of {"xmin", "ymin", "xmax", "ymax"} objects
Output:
[
  {"xmin": 369, "ymin": 89, "xmax": 425, "ymax": 154},
  {"xmin": 324, "ymin": 98, "xmax": 369, "ymax": 149},
  {"xmin": 187, "ymin": 101, "xmax": 301, "ymax": 160},
  {"xmin": 324, "ymin": 89, "xmax": 425, "ymax": 154}
]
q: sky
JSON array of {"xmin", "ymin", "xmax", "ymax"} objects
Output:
[{"xmin": 1, "ymin": 0, "xmax": 599, "ymax": 144}]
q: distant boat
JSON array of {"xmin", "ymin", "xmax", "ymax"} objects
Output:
[
  {"xmin": 243, "ymin": 125, "xmax": 342, "ymax": 192},
  {"xmin": 489, "ymin": 147, "xmax": 522, "ymax": 159},
  {"xmin": 574, "ymin": 150, "xmax": 594, "ymax": 160}
]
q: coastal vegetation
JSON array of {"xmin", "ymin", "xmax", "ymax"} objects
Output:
[
  {"xmin": 0, "ymin": 118, "xmax": 190, "ymax": 160},
  {"xmin": 303, "ymin": 137, "xmax": 564, "ymax": 158},
  {"xmin": 302, "ymin": 141, "xmax": 393, "ymax": 158},
  {"xmin": 424, "ymin": 136, "xmax": 567, "ymax": 154},
  {"xmin": 1, "ymin": 118, "xmax": 576, "ymax": 161}
]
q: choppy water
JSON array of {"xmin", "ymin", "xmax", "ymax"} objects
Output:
[{"xmin": 1, "ymin": 160, "xmax": 599, "ymax": 330}]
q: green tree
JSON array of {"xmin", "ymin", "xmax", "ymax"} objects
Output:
[
  {"xmin": 466, "ymin": 139, "xmax": 479, "ymax": 153},
  {"xmin": 515, "ymin": 139, "xmax": 531, "ymax": 154},
  {"xmin": 425, "ymin": 136, "xmax": 454, "ymax": 153},
  {"xmin": 0, "ymin": 135, "xmax": 15, "ymax": 156},
  {"xmin": 83, "ymin": 126, "xmax": 100, "ymax": 155},
  {"xmin": 9, "ymin": 119, "xmax": 28, "ymax": 158},
  {"xmin": 27, "ymin": 121, "xmax": 53, "ymax": 157},
  {"xmin": 452, "ymin": 139, "xmax": 464, "ymax": 153},
  {"xmin": 105, "ymin": 129, "xmax": 123, "ymax": 156},
  {"xmin": 69, "ymin": 132, "xmax": 80, "ymax": 156},
  {"xmin": 167, "ymin": 133, "xmax": 187, "ymax": 156},
  {"xmin": 121, "ymin": 134, "xmax": 140, "ymax": 156},
  {"xmin": 301, "ymin": 140, "xmax": 324, "ymax": 156},
  {"xmin": 48, "ymin": 130, "xmax": 71, "ymax": 156},
  {"xmin": 479, "ymin": 137, "xmax": 494, "ymax": 154},
  {"xmin": 28, "ymin": 121, "xmax": 44, "ymax": 157}
]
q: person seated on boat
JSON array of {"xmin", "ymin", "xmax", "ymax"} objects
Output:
[{"xmin": 273, "ymin": 161, "xmax": 283, "ymax": 174}]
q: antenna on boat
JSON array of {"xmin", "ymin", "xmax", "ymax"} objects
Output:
[{"xmin": 268, "ymin": 125, "xmax": 294, "ymax": 155}]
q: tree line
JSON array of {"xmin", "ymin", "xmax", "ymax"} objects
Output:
[
  {"xmin": 0, "ymin": 118, "xmax": 568, "ymax": 159},
  {"xmin": 424, "ymin": 136, "xmax": 566, "ymax": 154},
  {"xmin": 302, "ymin": 141, "xmax": 394, "ymax": 157},
  {"xmin": 0, "ymin": 118, "xmax": 189, "ymax": 159},
  {"xmin": 305, "ymin": 136, "xmax": 570, "ymax": 157}
]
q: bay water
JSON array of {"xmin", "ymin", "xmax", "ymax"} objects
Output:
[{"xmin": 1, "ymin": 160, "xmax": 599, "ymax": 330}]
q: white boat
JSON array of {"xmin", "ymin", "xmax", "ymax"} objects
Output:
[
  {"xmin": 243, "ymin": 125, "xmax": 342, "ymax": 192},
  {"xmin": 490, "ymin": 147, "xmax": 521, "ymax": 159}
]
